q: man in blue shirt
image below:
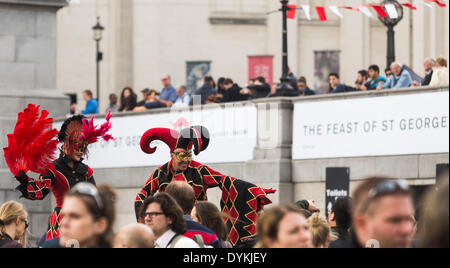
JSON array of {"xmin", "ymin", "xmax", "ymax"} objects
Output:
[
  {"xmin": 362, "ymin": 65, "xmax": 387, "ymax": 91},
  {"xmin": 383, "ymin": 62, "xmax": 412, "ymax": 89},
  {"xmin": 157, "ymin": 75, "xmax": 178, "ymax": 107},
  {"xmin": 81, "ymin": 90, "xmax": 99, "ymax": 115}
]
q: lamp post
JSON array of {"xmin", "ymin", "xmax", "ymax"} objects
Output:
[
  {"xmin": 377, "ymin": 0, "xmax": 403, "ymax": 69},
  {"xmin": 275, "ymin": 0, "xmax": 295, "ymax": 97},
  {"xmin": 92, "ymin": 16, "xmax": 104, "ymax": 107}
]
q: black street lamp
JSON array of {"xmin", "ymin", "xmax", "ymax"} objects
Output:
[
  {"xmin": 92, "ymin": 16, "xmax": 104, "ymax": 106},
  {"xmin": 377, "ymin": 0, "xmax": 403, "ymax": 69},
  {"xmin": 275, "ymin": 0, "xmax": 296, "ymax": 97}
]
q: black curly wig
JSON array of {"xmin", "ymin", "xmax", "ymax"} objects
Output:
[{"xmin": 58, "ymin": 115, "xmax": 86, "ymax": 142}]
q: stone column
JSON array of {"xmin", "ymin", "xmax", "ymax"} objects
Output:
[
  {"xmin": 111, "ymin": 0, "xmax": 134, "ymax": 111},
  {"xmin": 0, "ymin": 0, "xmax": 69, "ymax": 246},
  {"xmin": 244, "ymin": 97, "xmax": 294, "ymax": 205}
]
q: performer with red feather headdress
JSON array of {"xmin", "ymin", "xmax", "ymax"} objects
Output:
[
  {"xmin": 135, "ymin": 126, "xmax": 276, "ymax": 247},
  {"xmin": 3, "ymin": 104, "xmax": 114, "ymax": 241}
]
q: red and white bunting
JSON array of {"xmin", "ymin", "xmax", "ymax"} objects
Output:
[
  {"xmin": 302, "ymin": 5, "xmax": 311, "ymax": 21},
  {"xmin": 291, "ymin": 0, "xmax": 446, "ymax": 21},
  {"xmin": 371, "ymin": 5, "xmax": 388, "ymax": 18},
  {"xmin": 402, "ymin": 3, "xmax": 417, "ymax": 10},
  {"xmin": 358, "ymin": 6, "xmax": 373, "ymax": 18},
  {"xmin": 287, "ymin": 4, "xmax": 297, "ymax": 20},
  {"xmin": 329, "ymin": 6, "xmax": 344, "ymax": 19},
  {"xmin": 385, "ymin": 3, "xmax": 399, "ymax": 19},
  {"xmin": 315, "ymin": 6, "xmax": 327, "ymax": 21},
  {"xmin": 418, "ymin": 0, "xmax": 434, "ymax": 8},
  {"xmin": 425, "ymin": 0, "xmax": 447, "ymax": 7}
]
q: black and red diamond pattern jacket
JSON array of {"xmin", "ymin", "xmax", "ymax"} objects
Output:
[
  {"xmin": 15, "ymin": 154, "xmax": 95, "ymax": 240},
  {"xmin": 135, "ymin": 160, "xmax": 275, "ymax": 247}
]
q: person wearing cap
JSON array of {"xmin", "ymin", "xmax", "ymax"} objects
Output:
[
  {"xmin": 135, "ymin": 126, "xmax": 276, "ymax": 247},
  {"xmin": 137, "ymin": 88, "xmax": 150, "ymax": 107},
  {"xmin": 329, "ymin": 177, "xmax": 415, "ymax": 248}
]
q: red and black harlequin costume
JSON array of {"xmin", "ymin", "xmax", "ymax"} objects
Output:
[
  {"xmin": 3, "ymin": 104, "xmax": 113, "ymax": 240},
  {"xmin": 135, "ymin": 126, "xmax": 276, "ymax": 247}
]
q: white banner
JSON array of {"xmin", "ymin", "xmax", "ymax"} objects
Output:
[
  {"xmin": 293, "ymin": 91, "xmax": 449, "ymax": 159},
  {"xmin": 54, "ymin": 104, "xmax": 257, "ymax": 168}
]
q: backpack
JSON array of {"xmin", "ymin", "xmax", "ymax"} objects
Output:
[{"xmin": 167, "ymin": 234, "xmax": 212, "ymax": 248}]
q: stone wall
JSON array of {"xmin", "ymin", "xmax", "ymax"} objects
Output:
[{"xmin": 0, "ymin": 0, "xmax": 69, "ymax": 245}]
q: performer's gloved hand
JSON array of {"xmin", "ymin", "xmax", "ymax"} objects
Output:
[{"xmin": 15, "ymin": 170, "xmax": 28, "ymax": 184}]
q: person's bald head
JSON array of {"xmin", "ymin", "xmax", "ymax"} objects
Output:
[
  {"xmin": 424, "ymin": 58, "xmax": 435, "ymax": 72},
  {"xmin": 114, "ymin": 223, "xmax": 155, "ymax": 248},
  {"xmin": 165, "ymin": 181, "xmax": 196, "ymax": 215},
  {"xmin": 390, "ymin": 62, "xmax": 403, "ymax": 76}
]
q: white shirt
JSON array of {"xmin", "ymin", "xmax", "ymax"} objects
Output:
[
  {"xmin": 173, "ymin": 93, "xmax": 191, "ymax": 108},
  {"xmin": 155, "ymin": 229, "xmax": 200, "ymax": 248},
  {"xmin": 429, "ymin": 67, "xmax": 449, "ymax": 87},
  {"xmin": 155, "ymin": 229, "xmax": 177, "ymax": 248}
]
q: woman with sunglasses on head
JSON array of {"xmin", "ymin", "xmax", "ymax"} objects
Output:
[
  {"xmin": 57, "ymin": 183, "xmax": 116, "ymax": 248},
  {"xmin": 0, "ymin": 201, "xmax": 29, "ymax": 248},
  {"xmin": 135, "ymin": 126, "xmax": 276, "ymax": 247},
  {"xmin": 3, "ymin": 105, "xmax": 114, "ymax": 243}
]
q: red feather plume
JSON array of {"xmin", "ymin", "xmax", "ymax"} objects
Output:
[
  {"xmin": 3, "ymin": 104, "xmax": 59, "ymax": 177},
  {"xmin": 81, "ymin": 110, "xmax": 114, "ymax": 145}
]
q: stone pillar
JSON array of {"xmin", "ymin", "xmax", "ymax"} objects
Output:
[
  {"xmin": 339, "ymin": 0, "xmax": 365, "ymax": 84},
  {"xmin": 0, "ymin": 0, "xmax": 69, "ymax": 246},
  {"xmin": 113, "ymin": 0, "xmax": 134, "ymax": 97},
  {"xmin": 244, "ymin": 97, "xmax": 294, "ymax": 206}
]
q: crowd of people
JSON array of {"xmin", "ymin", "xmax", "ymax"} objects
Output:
[
  {"xmin": 1, "ymin": 173, "xmax": 448, "ymax": 248},
  {"xmin": 2, "ymin": 55, "xmax": 447, "ymax": 249},
  {"xmin": 69, "ymin": 56, "xmax": 448, "ymax": 116}
]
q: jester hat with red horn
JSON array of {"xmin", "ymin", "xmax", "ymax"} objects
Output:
[{"xmin": 140, "ymin": 126, "xmax": 210, "ymax": 155}]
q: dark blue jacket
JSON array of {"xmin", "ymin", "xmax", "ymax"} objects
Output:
[
  {"xmin": 222, "ymin": 84, "xmax": 248, "ymax": 103},
  {"xmin": 183, "ymin": 215, "xmax": 221, "ymax": 248},
  {"xmin": 190, "ymin": 84, "xmax": 216, "ymax": 105},
  {"xmin": 330, "ymin": 84, "xmax": 348, "ymax": 94},
  {"xmin": 303, "ymin": 87, "xmax": 316, "ymax": 96}
]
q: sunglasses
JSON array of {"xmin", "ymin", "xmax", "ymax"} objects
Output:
[
  {"xmin": 172, "ymin": 151, "xmax": 193, "ymax": 162},
  {"xmin": 21, "ymin": 218, "xmax": 29, "ymax": 229},
  {"xmin": 361, "ymin": 179, "xmax": 410, "ymax": 212},
  {"xmin": 71, "ymin": 182, "xmax": 104, "ymax": 210},
  {"xmin": 367, "ymin": 179, "xmax": 410, "ymax": 199}
]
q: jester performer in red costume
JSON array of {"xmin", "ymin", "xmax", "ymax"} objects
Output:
[
  {"xmin": 3, "ymin": 104, "xmax": 113, "ymax": 241},
  {"xmin": 135, "ymin": 126, "xmax": 276, "ymax": 247}
]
